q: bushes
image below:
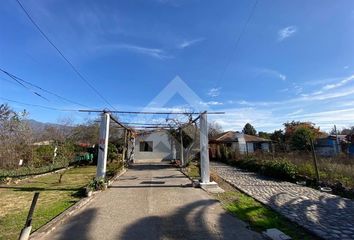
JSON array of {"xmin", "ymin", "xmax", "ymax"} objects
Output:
[
  {"xmin": 106, "ymin": 160, "xmax": 124, "ymax": 178},
  {"xmin": 261, "ymin": 160, "xmax": 298, "ymax": 181},
  {"xmin": 227, "ymin": 157, "xmax": 298, "ymax": 182},
  {"xmin": 86, "ymin": 177, "xmax": 106, "ymax": 191}
]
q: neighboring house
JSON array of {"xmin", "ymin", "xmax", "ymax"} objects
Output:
[
  {"xmin": 133, "ymin": 129, "xmax": 175, "ymax": 163},
  {"xmin": 209, "ymin": 131, "xmax": 271, "ymax": 157},
  {"xmin": 315, "ymin": 135, "xmax": 348, "ymax": 157}
]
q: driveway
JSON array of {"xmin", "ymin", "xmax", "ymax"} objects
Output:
[{"xmin": 42, "ymin": 163, "xmax": 261, "ymax": 240}]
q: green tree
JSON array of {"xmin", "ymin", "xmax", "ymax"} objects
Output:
[
  {"xmin": 258, "ymin": 131, "xmax": 271, "ymax": 139},
  {"xmin": 284, "ymin": 121, "xmax": 322, "ymax": 140},
  {"xmin": 290, "ymin": 126, "xmax": 316, "ymax": 151},
  {"xmin": 242, "ymin": 123, "xmax": 257, "ymax": 135}
]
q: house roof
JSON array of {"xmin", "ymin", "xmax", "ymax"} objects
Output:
[{"xmin": 210, "ymin": 131, "xmax": 271, "ymax": 143}]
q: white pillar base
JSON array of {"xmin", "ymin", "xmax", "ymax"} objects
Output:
[{"xmin": 200, "ymin": 181, "xmax": 224, "ymax": 193}]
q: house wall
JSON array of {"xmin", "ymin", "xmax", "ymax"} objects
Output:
[
  {"xmin": 236, "ymin": 134, "xmax": 247, "ymax": 153},
  {"xmin": 261, "ymin": 143, "xmax": 270, "ymax": 152},
  {"xmin": 247, "ymin": 143, "xmax": 254, "ymax": 153},
  {"xmin": 134, "ymin": 131, "xmax": 172, "ymax": 162}
]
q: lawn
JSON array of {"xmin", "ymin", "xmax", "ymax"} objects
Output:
[
  {"xmin": 185, "ymin": 161, "xmax": 320, "ymax": 240},
  {"xmin": 0, "ymin": 166, "xmax": 96, "ymax": 240}
]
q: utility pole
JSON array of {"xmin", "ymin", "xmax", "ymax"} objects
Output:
[
  {"xmin": 334, "ymin": 125, "xmax": 340, "ymax": 155},
  {"xmin": 310, "ymin": 137, "xmax": 320, "ymax": 184},
  {"xmin": 96, "ymin": 112, "xmax": 110, "ymax": 179}
]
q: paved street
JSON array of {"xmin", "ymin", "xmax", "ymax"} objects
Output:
[
  {"xmin": 211, "ymin": 161, "xmax": 354, "ymax": 240},
  {"xmin": 42, "ymin": 163, "xmax": 261, "ymax": 240}
]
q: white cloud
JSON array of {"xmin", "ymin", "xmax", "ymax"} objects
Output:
[
  {"xmin": 256, "ymin": 68, "xmax": 287, "ymax": 81},
  {"xmin": 178, "ymin": 38, "xmax": 205, "ymax": 49},
  {"xmin": 278, "ymin": 26, "xmax": 297, "ymax": 41},
  {"xmin": 207, "ymin": 87, "xmax": 221, "ymax": 97},
  {"xmin": 322, "ymin": 74, "xmax": 354, "ymax": 90},
  {"xmin": 200, "ymin": 101, "xmax": 223, "ymax": 106},
  {"xmin": 96, "ymin": 43, "xmax": 171, "ymax": 59}
]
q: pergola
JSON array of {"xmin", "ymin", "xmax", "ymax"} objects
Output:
[{"xmin": 79, "ymin": 109, "xmax": 224, "ymax": 190}]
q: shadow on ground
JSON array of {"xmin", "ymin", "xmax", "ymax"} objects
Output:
[
  {"xmin": 268, "ymin": 191, "xmax": 354, "ymax": 239},
  {"xmin": 119, "ymin": 199, "xmax": 257, "ymax": 240},
  {"xmin": 57, "ymin": 208, "xmax": 98, "ymax": 240}
]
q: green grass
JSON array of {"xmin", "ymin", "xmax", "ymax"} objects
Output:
[
  {"xmin": 0, "ymin": 166, "xmax": 96, "ymax": 240},
  {"xmin": 184, "ymin": 162, "xmax": 319, "ymax": 240},
  {"xmin": 211, "ymin": 173, "xmax": 319, "ymax": 240}
]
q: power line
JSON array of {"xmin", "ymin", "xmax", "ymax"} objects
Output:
[
  {"xmin": 0, "ymin": 97, "xmax": 78, "ymax": 112},
  {"xmin": 121, "ymin": 122, "xmax": 172, "ymax": 126},
  {"xmin": 15, "ymin": 0, "xmax": 116, "ymax": 110},
  {"xmin": 0, "ymin": 68, "xmax": 50, "ymax": 102},
  {"xmin": 0, "ymin": 67, "xmax": 89, "ymax": 108},
  {"xmin": 216, "ymin": 0, "xmax": 259, "ymax": 86},
  {"xmin": 78, "ymin": 109, "xmax": 225, "ymax": 115}
]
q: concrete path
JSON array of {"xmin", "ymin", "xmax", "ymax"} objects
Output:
[
  {"xmin": 211, "ymin": 161, "xmax": 354, "ymax": 240},
  {"xmin": 42, "ymin": 163, "xmax": 261, "ymax": 240}
]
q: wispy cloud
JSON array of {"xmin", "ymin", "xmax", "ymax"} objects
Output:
[
  {"xmin": 278, "ymin": 26, "xmax": 297, "ymax": 41},
  {"xmin": 256, "ymin": 68, "xmax": 287, "ymax": 81},
  {"xmin": 97, "ymin": 43, "xmax": 172, "ymax": 59},
  {"xmin": 322, "ymin": 74, "xmax": 354, "ymax": 90},
  {"xmin": 200, "ymin": 101, "xmax": 223, "ymax": 106},
  {"xmin": 178, "ymin": 38, "xmax": 205, "ymax": 49},
  {"xmin": 207, "ymin": 87, "xmax": 221, "ymax": 97}
]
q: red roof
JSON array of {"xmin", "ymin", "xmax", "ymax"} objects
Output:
[{"xmin": 210, "ymin": 131, "xmax": 271, "ymax": 143}]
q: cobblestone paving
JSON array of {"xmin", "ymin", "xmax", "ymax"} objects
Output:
[{"xmin": 211, "ymin": 162, "xmax": 354, "ymax": 240}]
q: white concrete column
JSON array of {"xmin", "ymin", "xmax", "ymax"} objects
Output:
[
  {"xmin": 200, "ymin": 112, "xmax": 210, "ymax": 183},
  {"xmin": 172, "ymin": 138, "xmax": 177, "ymax": 160},
  {"xmin": 180, "ymin": 129, "xmax": 184, "ymax": 166},
  {"xmin": 96, "ymin": 112, "xmax": 110, "ymax": 179}
]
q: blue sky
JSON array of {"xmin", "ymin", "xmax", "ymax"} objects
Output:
[{"xmin": 0, "ymin": 0, "xmax": 354, "ymax": 132}]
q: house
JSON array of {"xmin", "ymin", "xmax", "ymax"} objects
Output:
[
  {"xmin": 132, "ymin": 129, "xmax": 175, "ymax": 163},
  {"xmin": 315, "ymin": 135, "xmax": 348, "ymax": 157},
  {"xmin": 209, "ymin": 131, "xmax": 272, "ymax": 157}
]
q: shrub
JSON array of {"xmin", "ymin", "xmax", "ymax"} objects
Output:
[
  {"xmin": 226, "ymin": 157, "xmax": 298, "ymax": 182},
  {"xmin": 261, "ymin": 160, "xmax": 298, "ymax": 181},
  {"xmin": 86, "ymin": 177, "xmax": 106, "ymax": 191},
  {"xmin": 34, "ymin": 145, "xmax": 55, "ymax": 165},
  {"xmin": 106, "ymin": 160, "xmax": 124, "ymax": 178},
  {"xmin": 107, "ymin": 143, "xmax": 119, "ymax": 162}
]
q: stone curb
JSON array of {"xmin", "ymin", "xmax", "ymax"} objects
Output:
[{"xmin": 29, "ymin": 168, "xmax": 127, "ymax": 240}]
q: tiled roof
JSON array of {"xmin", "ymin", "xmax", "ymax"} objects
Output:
[{"xmin": 210, "ymin": 131, "xmax": 271, "ymax": 143}]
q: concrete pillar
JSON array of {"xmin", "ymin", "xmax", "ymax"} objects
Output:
[
  {"xmin": 96, "ymin": 112, "xmax": 110, "ymax": 179},
  {"xmin": 129, "ymin": 136, "xmax": 135, "ymax": 163},
  {"xmin": 172, "ymin": 138, "xmax": 176, "ymax": 160},
  {"xmin": 180, "ymin": 129, "xmax": 184, "ymax": 166},
  {"xmin": 200, "ymin": 112, "xmax": 210, "ymax": 184}
]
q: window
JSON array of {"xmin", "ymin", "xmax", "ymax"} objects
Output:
[{"xmin": 140, "ymin": 141, "xmax": 153, "ymax": 152}]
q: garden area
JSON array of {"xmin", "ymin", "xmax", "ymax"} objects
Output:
[
  {"xmin": 184, "ymin": 161, "xmax": 320, "ymax": 240},
  {"xmin": 0, "ymin": 103, "xmax": 126, "ymax": 239},
  {"xmin": 210, "ymin": 121, "xmax": 354, "ymax": 199},
  {"xmin": 0, "ymin": 166, "xmax": 96, "ymax": 240}
]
